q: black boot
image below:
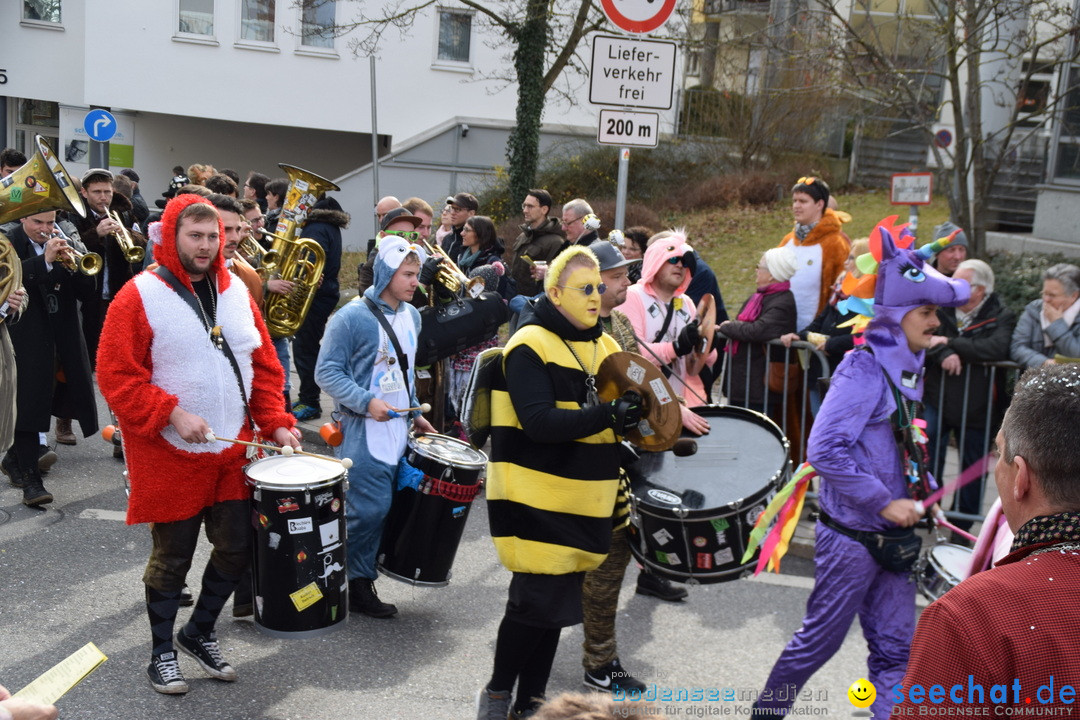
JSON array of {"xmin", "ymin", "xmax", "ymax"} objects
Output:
[
  {"xmin": 348, "ymin": 578, "xmax": 397, "ymax": 618},
  {"xmin": 1, "ymin": 452, "xmax": 24, "ymax": 488},
  {"xmin": 21, "ymin": 470, "xmax": 53, "ymax": 507}
]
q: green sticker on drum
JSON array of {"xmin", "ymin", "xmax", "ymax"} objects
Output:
[{"xmin": 710, "ymin": 518, "xmax": 730, "ymax": 532}]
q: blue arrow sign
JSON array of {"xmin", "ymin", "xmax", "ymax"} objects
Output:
[{"xmin": 83, "ymin": 109, "xmax": 117, "ymax": 143}]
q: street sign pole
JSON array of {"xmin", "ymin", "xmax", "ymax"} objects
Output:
[
  {"xmin": 615, "ymin": 148, "xmax": 630, "ymax": 230},
  {"xmin": 84, "ymin": 107, "xmax": 117, "ymax": 170}
]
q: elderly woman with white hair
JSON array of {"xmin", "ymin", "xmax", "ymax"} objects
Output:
[
  {"xmin": 717, "ymin": 246, "xmax": 798, "ymax": 412},
  {"xmin": 924, "ymin": 258, "xmax": 1016, "ymax": 531},
  {"xmin": 1011, "ymin": 262, "xmax": 1080, "ymax": 367}
]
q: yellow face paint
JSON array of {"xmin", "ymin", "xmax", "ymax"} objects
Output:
[{"xmin": 550, "ymin": 264, "xmax": 603, "ymax": 330}]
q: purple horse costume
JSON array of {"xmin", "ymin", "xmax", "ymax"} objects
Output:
[{"xmin": 752, "ymin": 221, "xmax": 969, "ymax": 718}]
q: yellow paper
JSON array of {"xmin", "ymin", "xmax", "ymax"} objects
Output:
[
  {"xmin": 14, "ymin": 642, "xmax": 107, "ymax": 705},
  {"xmin": 290, "ymin": 582, "xmax": 324, "ymax": 612}
]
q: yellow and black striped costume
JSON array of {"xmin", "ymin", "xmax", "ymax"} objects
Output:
[{"xmin": 486, "ymin": 324, "xmax": 623, "ymax": 575}]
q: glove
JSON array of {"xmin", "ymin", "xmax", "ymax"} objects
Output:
[
  {"xmin": 606, "ymin": 390, "xmax": 644, "ymax": 435},
  {"xmin": 673, "ymin": 320, "xmax": 701, "ymax": 357},
  {"xmin": 419, "ymin": 256, "xmax": 442, "ymax": 286}
]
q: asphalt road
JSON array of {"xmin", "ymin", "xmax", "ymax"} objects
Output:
[{"xmin": 0, "ymin": 387, "xmax": 947, "ymax": 720}]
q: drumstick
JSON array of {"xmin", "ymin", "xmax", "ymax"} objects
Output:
[
  {"xmin": 205, "ymin": 432, "xmax": 354, "ymax": 469},
  {"xmin": 390, "ymin": 403, "xmax": 432, "ymax": 414}
]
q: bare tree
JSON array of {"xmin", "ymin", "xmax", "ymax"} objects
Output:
[
  {"xmin": 790, "ymin": 0, "xmax": 1080, "ymax": 254},
  {"xmin": 293, "ymin": 0, "xmax": 621, "ymax": 206}
]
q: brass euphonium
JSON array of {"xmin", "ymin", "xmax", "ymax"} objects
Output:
[
  {"xmin": 104, "ymin": 207, "xmax": 145, "ymax": 264},
  {"xmin": 262, "ymin": 163, "xmax": 337, "ymax": 338}
]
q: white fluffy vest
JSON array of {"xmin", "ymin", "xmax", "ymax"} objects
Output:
[{"xmin": 135, "ymin": 274, "xmax": 260, "ymax": 452}]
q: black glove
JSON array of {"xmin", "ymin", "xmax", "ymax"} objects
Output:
[
  {"xmin": 606, "ymin": 390, "xmax": 644, "ymax": 435},
  {"xmin": 419, "ymin": 256, "xmax": 442, "ymax": 286},
  {"xmin": 673, "ymin": 320, "xmax": 701, "ymax": 357}
]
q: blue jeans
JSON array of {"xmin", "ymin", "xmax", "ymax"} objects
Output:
[{"xmin": 273, "ymin": 336, "xmax": 291, "ymax": 395}]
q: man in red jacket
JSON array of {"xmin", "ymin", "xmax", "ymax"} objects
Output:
[
  {"xmin": 97, "ymin": 195, "xmax": 299, "ymax": 695},
  {"xmin": 898, "ymin": 364, "xmax": 1080, "ymax": 713}
]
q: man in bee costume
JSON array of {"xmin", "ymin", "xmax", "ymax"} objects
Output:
[{"xmin": 476, "ymin": 245, "xmax": 645, "ymax": 720}]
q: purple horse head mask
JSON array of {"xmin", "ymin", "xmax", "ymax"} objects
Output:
[{"xmin": 860, "ymin": 217, "xmax": 971, "ymax": 401}]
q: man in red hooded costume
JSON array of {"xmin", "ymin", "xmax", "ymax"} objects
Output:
[{"xmin": 97, "ymin": 194, "xmax": 298, "ymax": 695}]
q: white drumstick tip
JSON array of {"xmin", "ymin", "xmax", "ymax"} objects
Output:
[
  {"xmin": 281, "ymin": 445, "xmax": 295, "ymax": 456},
  {"xmin": 341, "ymin": 457, "xmax": 353, "ymax": 469},
  {"xmin": 205, "ymin": 431, "xmax": 217, "ymax": 442},
  {"xmin": 420, "ymin": 403, "xmax": 432, "ymax": 413}
]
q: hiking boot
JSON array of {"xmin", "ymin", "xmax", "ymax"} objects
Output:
[
  {"xmin": 175, "ymin": 627, "xmax": 237, "ymax": 681},
  {"xmin": 147, "ymin": 651, "xmax": 189, "ymax": 695},
  {"xmin": 636, "ymin": 571, "xmax": 687, "ymax": 602},
  {"xmin": 37, "ymin": 445, "xmax": 58, "ymax": 474},
  {"xmin": 475, "ymin": 686, "xmax": 512, "ymax": 720},
  {"xmin": 348, "ymin": 578, "xmax": 397, "ymax": 618},
  {"xmin": 292, "ymin": 403, "xmax": 321, "ymax": 421},
  {"xmin": 1, "ymin": 452, "xmax": 22, "ymax": 487},
  {"xmin": 55, "ymin": 418, "xmax": 77, "ymax": 445},
  {"xmin": 21, "ymin": 471, "xmax": 53, "ymax": 507}
]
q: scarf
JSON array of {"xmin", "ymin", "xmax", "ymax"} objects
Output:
[
  {"xmin": 458, "ymin": 247, "xmax": 482, "ymax": 272},
  {"xmin": 794, "ymin": 221, "xmax": 817, "ymax": 241},
  {"xmin": 1011, "ymin": 511, "xmax": 1080, "ymax": 553},
  {"xmin": 727, "ymin": 281, "xmax": 790, "ymax": 355},
  {"xmin": 1041, "ymin": 296, "xmax": 1080, "ymax": 348},
  {"xmin": 956, "ymin": 296, "xmax": 988, "ymax": 331}
]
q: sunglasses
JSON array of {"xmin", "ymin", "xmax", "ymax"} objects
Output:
[
  {"xmin": 797, "ymin": 176, "xmax": 817, "ymax": 186},
  {"xmin": 557, "ymin": 283, "xmax": 607, "ymax": 296},
  {"xmin": 385, "ymin": 230, "xmax": 420, "ymax": 242},
  {"xmin": 666, "ymin": 256, "xmax": 685, "ymax": 266}
]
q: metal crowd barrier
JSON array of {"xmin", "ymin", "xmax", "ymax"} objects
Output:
[{"xmin": 714, "ymin": 338, "xmax": 1022, "ymax": 526}]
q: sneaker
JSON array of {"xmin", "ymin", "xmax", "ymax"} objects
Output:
[
  {"xmin": 583, "ymin": 658, "xmax": 647, "ymax": 694},
  {"xmin": 475, "ymin": 686, "xmax": 512, "ymax": 720},
  {"xmin": 179, "ymin": 584, "xmax": 194, "ymax": 608},
  {"xmin": 348, "ymin": 578, "xmax": 397, "ymax": 618},
  {"xmin": 37, "ymin": 445, "xmax": 58, "ymax": 474},
  {"xmin": 147, "ymin": 651, "xmax": 189, "ymax": 695},
  {"xmin": 1, "ymin": 452, "xmax": 23, "ymax": 487},
  {"xmin": 21, "ymin": 472, "xmax": 53, "ymax": 507},
  {"xmin": 636, "ymin": 571, "xmax": 688, "ymax": 602},
  {"xmin": 292, "ymin": 403, "xmax": 321, "ymax": 421},
  {"xmin": 175, "ymin": 627, "xmax": 237, "ymax": 681},
  {"xmin": 55, "ymin": 418, "xmax": 77, "ymax": 446}
]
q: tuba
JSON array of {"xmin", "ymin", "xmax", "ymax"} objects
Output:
[
  {"xmin": 262, "ymin": 163, "xmax": 337, "ymax": 338},
  {"xmin": 0, "ymin": 135, "xmax": 86, "ymax": 305}
]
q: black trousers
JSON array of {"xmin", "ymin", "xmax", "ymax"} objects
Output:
[{"xmin": 292, "ymin": 293, "xmax": 336, "ymax": 407}]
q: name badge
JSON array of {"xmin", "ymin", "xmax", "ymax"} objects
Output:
[{"xmin": 379, "ymin": 369, "xmax": 403, "ymax": 394}]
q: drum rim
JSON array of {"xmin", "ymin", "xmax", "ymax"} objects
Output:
[
  {"xmin": 926, "ymin": 542, "xmax": 973, "ymax": 584},
  {"xmin": 407, "ymin": 432, "xmax": 488, "ymax": 470},
  {"xmin": 686, "ymin": 404, "xmax": 791, "ymax": 450},
  {"xmin": 243, "ymin": 455, "xmax": 346, "ymax": 488},
  {"xmin": 630, "ymin": 470, "xmax": 784, "ymax": 519}
]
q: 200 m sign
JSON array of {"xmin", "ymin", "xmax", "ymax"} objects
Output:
[{"xmin": 597, "ymin": 109, "xmax": 660, "ymax": 148}]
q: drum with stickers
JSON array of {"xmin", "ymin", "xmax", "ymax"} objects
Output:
[
  {"xmin": 626, "ymin": 405, "xmax": 790, "ymax": 583},
  {"xmin": 377, "ymin": 432, "xmax": 487, "ymax": 586},
  {"xmin": 916, "ymin": 543, "xmax": 973, "ymax": 601},
  {"xmin": 246, "ymin": 454, "xmax": 348, "ymax": 638}
]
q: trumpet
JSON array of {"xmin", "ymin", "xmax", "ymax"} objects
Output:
[
  {"xmin": 244, "ymin": 229, "xmax": 280, "ymax": 278},
  {"xmin": 45, "ymin": 229, "xmax": 102, "ymax": 276},
  {"xmin": 419, "ymin": 237, "xmax": 486, "ymax": 299},
  {"xmin": 105, "ymin": 208, "xmax": 145, "ymax": 264}
]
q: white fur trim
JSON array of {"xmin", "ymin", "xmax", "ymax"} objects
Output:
[{"xmin": 135, "ymin": 273, "xmax": 261, "ymax": 453}]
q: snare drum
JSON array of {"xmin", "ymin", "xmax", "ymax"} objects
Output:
[
  {"xmin": 377, "ymin": 433, "xmax": 487, "ymax": 586},
  {"xmin": 246, "ymin": 455, "xmax": 348, "ymax": 638},
  {"xmin": 916, "ymin": 543, "xmax": 973, "ymax": 601},
  {"xmin": 626, "ymin": 405, "xmax": 790, "ymax": 584}
]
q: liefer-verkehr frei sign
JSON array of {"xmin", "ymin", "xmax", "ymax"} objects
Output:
[{"xmin": 589, "ymin": 35, "xmax": 677, "ymax": 110}]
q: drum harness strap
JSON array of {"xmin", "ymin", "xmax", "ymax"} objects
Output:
[
  {"xmin": 362, "ymin": 296, "xmax": 412, "ymax": 414},
  {"xmin": 626, "ymin": 326, "xmax": 710, "ymax": 406},
  {"xmin": 153, "ymin": 266, "xmax": 255, "ymax": 436}
]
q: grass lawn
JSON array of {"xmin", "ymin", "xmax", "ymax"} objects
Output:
[{"xmin": 339, "ymin": 189, "xmax": 953, "ymax": 308}]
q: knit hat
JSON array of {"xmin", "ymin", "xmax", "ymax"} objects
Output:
[
  {"xmin": 762, "ymin": 246, "xmax": 798, "ymax": 282},
  {"xmin": 932, "ymin": 221, "xmax": 969, "ymax": 249}
]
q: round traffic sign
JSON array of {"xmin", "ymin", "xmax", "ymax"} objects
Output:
[
  {"xmin": 600, "ymin": 0, "xmax": 677, "ymax": 33},
  {"xmin": 83, "ymin": 109, "xmax": 117, "ymax": 143},
  {"xmin": 935, "ymin": 128, "xmax": 952, "ymax": 148}
]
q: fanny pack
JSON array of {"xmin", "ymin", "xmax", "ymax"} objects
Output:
[{"xmin": 818, "ymin": 510, "xmax": 922, "ymax": 573}]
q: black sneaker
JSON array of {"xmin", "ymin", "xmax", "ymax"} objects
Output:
[
  {"xmin": 583, "ymin": 657, "xmax": 647, "ymax": 694},
  {"xmin": 1, "ymin": 453, "xmax": 23, "ymax": 488},
  {"xmin": 510, "ymin": 697, "xmax": 546, "ymax": 719},
  {"xmin": 475, "ymin": 686, "xmax": 511, "ymax": 720},
  {"xmin": 21, "ymin": 472, "xmax": 53, "ymax": 507},
  {"xmin": 147, "ymin": 651, "xmax": 189, "ymax": 695},
  {"xmin": 176, "ymin": 627, "xmax": 237, "ymax": 681},
  {"xmin": 636, "ymin": 571, "xmax": 688, "ymax": 602}
]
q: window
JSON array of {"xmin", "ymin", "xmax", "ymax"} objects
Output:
[
  {"xmin": 1052, "ymin": 66, "xmax": 1080, "ymax": 181},
  {"xmin": 23, "ymin": 0, "xmax": 61, "ymax": 23},
  {"xmin": 178, "ymin": 0, "xmax": 214, "ymax": 35},
  {"xmin": 13, "ymin": 99, "xmax": 60, "ymax": 159},
  {"xmin": 301, "ymin": 0, "xmax": 335, "ymax": 48},
  {"xmin": 437, "ymin": 9, "xmax": 471, "ymax": 63},
  {"xmin": 241, "ymin": 0, "xmax": 276, "ymax": 43}
]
